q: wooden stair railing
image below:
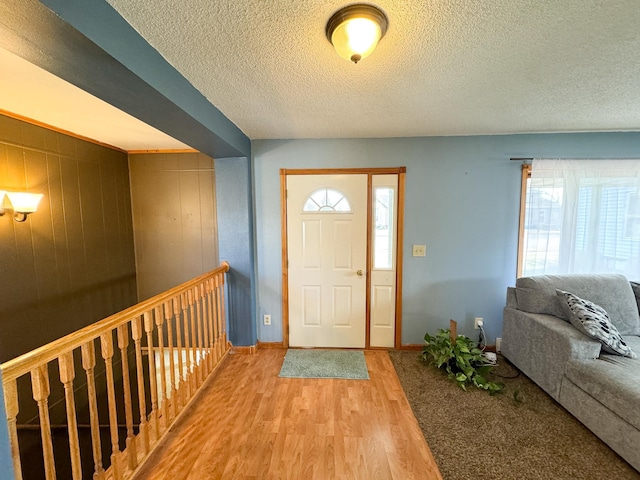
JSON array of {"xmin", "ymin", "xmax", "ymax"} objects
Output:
[{"xmin": 1, "ymin": 262, "xmax": 230, "ymax": 480}]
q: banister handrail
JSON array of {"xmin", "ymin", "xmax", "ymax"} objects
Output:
[
  {"xmin": 2, "ymin": 261, "xmax": 231, "ymax": 480},
  {"xmin": 1, "ymin": 261, "xmax": 229, "ymax": 382}
]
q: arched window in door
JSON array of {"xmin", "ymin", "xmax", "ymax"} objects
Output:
[{"xmin": 302, "ymin": 188, "xmax": 352, "ymax": 212}]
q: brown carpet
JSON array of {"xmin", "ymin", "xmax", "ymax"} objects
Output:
[{"xmin": 389, "ymin": 350, "xmax": 640, "ymax": 480}]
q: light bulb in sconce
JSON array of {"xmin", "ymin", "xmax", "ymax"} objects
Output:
[{"xmin": 4, "ymin": 191, "xmax": 44, "ymax": 222}]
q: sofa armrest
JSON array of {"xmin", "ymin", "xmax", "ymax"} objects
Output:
[{"xmin": 502, "ymin": 307, "xmax": 601, "ymax": 400}]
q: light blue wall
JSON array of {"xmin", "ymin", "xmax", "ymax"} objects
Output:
[
  {"xmin": 215, "ymin": 157, "xmax": 258, "ymax": 346},
  {"xmin": 0, "ymin": 370, "xmax": 14, "ymax": 479},
  {"xmin": 253, "ymin": 133, "xmax": 640, "ymax": 345}
]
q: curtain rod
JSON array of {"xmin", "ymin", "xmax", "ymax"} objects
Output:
[{"xmin": 510, "ymin": 157, "xmax": 533, "ymax": 161}]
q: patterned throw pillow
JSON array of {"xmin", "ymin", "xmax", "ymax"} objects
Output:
[{"xmin": 556, "ymin": 290, "xmax": 637, "ymax": 359}]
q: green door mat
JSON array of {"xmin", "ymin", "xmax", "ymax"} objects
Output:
[{"xmin": 278, "ymin": 349, "xmax": 369, "ymax": 380}]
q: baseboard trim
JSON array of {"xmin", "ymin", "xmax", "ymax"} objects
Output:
[
  {"xmin": 231, "ymin": 344, "xmax": 258, "ymax": 355},
  {"xmin": 231, "ymin": 342, "xmax": 286, "ymax": 354},
  {"xmin": 257, "ymin": 341, "xmax": 285, "ymax": 349}
]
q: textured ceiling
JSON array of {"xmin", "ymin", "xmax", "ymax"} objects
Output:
[{"xmin": 103, "ymin": 0, "xmax": 640, "ymax": 140}]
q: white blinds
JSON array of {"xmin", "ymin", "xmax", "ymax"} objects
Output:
[{"xmin": 522, "ymin": 159, "xmax": 640, "ymax": 280}]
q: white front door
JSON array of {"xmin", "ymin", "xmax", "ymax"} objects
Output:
[{"xmin": 287, "ymin": 174, "xmax": 368, "ymax": 348}]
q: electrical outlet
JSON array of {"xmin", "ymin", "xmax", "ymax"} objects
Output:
[
  {"xmin": 474, "ymin": 317, "xmax": 484, "ymax": 329},
  {"xmin": 496, "ymin": 337, "xmax": 502, "ymax": 352},
  {"xmin": 412, "ymin": 245, "xmax": 426, "ymax": 257},
  {"xmin": 263, "ymin": 314, "xmax": 271, "ymax": 326}
]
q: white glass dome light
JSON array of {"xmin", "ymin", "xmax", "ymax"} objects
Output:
[
  {"xmin": 326, "ymin": 4, "xmax": 389, "ymax": 64},
  {"xmin": 5, "ymin": 191, "xmax": 43, "ymax": 222}
]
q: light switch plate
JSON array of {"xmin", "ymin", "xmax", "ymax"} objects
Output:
[{"xmin": 412, "ymin": 245, "xmax": 426, "ymax": 257}]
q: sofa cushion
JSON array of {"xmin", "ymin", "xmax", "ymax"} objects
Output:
[
  {"xmin": 516, "ymin": 274, "xmax": 640, "ymax": 335},
  {"xmin": 557, "ymin": 290, "xmax": 637, "ymax": 358},
  {"xmin": 515, "ymin": 287, "xmax": 567, "ymax": 319},
  {"xmin": 565, "ymin": 336, "xmax": 640, "ymax": 431}
]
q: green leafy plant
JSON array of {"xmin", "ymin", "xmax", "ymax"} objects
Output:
[
  {"xmin": 512, "ymin": 388, "xmax": 525, "ymax": 405},
  {"xmin": 422, "ymin": 329, "xmax": 504, "ymax": 395}
]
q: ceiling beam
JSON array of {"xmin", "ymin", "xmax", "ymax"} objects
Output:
[{"xmin": 0, "ymin": 0, "xmax": 250, "ymax": 158}]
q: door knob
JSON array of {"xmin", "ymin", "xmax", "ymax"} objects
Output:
[{"xmin": 356, "ymin": 269, "xmax": 364, "ymax": 277}]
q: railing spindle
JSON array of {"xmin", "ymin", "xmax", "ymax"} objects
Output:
[
  {"xmin": 202, "ymin": 282, "xmax": 217, "ymax": 371},
  {"xmin": 163, "ymin": 302, "xmax": 178, "ymax": 419},
  {"xmin": 173, "ymin": 298, "xmax": 186, "ymax": 408},
  {"xmin": 81, "ymin": 341, "xmax": 105, "ymax": 479},
  {"xmin": 215, "ymin": 275, "xmax": 224, "ymax": 356},
  {"xmin": 31, "ymin": 365, "xmax": 56, "ymax": 480},
  {"xmin": 188, "ymin": 290, "xmax": 197, "ymax": 392},
  {"xmin": 3, "ymin": 378, "xmax": 22, "ymax": 480},
  {"xmin": 193, "ymin": 287, "xmax": 203, "ymax": 385},
  {"xmin": 58, "ymin": 352, "xmax": 82, "ymax": 480},
  {"xmin": 212, "ymin": 276, "xmax": 219, "ymax": 360},
  {"xmin": 100, "ymin": 332, "xmax": 122, "ymax": 480},
  {"xmin": 199, "ymin": 284, "xmax": 213, "ymax": 376},
  {"xmin": 143, "ymin": 311, "xmax": 160, "ymax": 442},
  {"xmin": 131, "ymin": 316, "xmax": 149, "ymax": 455},
  {"xmin": 117, "ymin": 323, "xmax": 137, "ymax": 470},
  {"xmin": 210, "ymin": 278, "xmax": 219, "ymax": 362},
  {"xmin": 180, "ymin": 293, "xmax": 193, "ymax": 401},
  {"xmin": 153, "ymin": 306, "xmax": 170, "ymax": 427}
]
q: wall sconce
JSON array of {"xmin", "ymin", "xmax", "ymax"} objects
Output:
[
  {"xmin": 0, "ymin": 190, "xmax": 44, "ymax": 222},
  {"xmin": 326, "ymin": 4, "xmax": 388, "ymax": 64}
]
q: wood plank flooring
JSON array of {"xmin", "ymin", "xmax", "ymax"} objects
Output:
[{"xmin": 133, "ymin": 349, "xmax": 442, "ymax": 480}]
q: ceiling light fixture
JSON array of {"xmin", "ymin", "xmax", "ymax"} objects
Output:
[{"xmin": 326, "ymin": 4, "xmax": 388, "ymax": 64}]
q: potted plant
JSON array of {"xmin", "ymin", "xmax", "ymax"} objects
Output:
[{"xmin": 423, "ymin": 329, "xmax": 504, "ymax": 395}]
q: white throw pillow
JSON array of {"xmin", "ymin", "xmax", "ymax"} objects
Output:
[{"xmin": 556, "ymin": 290, "xmax": 637, "ymax": 359}]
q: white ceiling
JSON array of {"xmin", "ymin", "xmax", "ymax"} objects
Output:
[
  {"xmin": 4, "ymin": 0, "xmax": 640, "ymax": 149},
  {"xmin": 0, "ymin": 47, "xmax": 191, "ymax": 151}
]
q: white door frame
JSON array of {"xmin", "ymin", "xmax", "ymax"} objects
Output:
[{"xmin": 280, "ymin": 167, "xmax": 406, "ymax": 349}]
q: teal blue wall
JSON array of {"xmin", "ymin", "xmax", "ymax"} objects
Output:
[
  {"xmin": 215, "ymin": 157, "xmax": 258, "ymax": 347},
  {"xmin": 0, "ymin": 371, "xmax": 14, "ymax": 479},
  {"xmin": 253, "ymin": 133, "xmax": 640, "ymax": 345}
]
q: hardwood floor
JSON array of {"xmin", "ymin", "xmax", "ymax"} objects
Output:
[{"xmin": 133, "ymin": 349, "xmax": 443, "ymax": 480}]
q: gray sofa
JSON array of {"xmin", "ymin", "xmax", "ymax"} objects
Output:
[{"xmin": 502, "ymin": 274, "xmax": 640, "ymax": 471}]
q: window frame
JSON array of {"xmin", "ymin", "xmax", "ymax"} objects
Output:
[
  {"xmin": 517, "ymin": 161, "xmax": 640, "ymax": 278},
  {"xmin": 517, "ymin": 164, "xmax": 531, "ymax": 278}
]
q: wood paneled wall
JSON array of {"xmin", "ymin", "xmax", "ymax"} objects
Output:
[
  {"xmin": 0, "ymin": 114, "xmax": 137, "ymax": 363},
  {"xmin": 129, "ymin": 152, "xmax": 219, "ymax": 301}
]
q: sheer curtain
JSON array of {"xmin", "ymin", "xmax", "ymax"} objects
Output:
[{"xmin": 522, "ymin": 159, "xmax": 640, "ymax": 281}]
